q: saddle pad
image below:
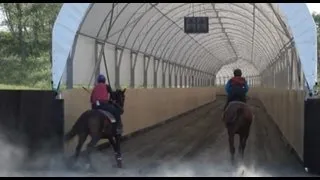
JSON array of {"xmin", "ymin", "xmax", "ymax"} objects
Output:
[
  {"xmin": 224, "ymin": 102, "xmax": 246, "ymax": 124},
  {"xmin": 98, "ymin": 109, "xmax": 117, "ymax": 123}
]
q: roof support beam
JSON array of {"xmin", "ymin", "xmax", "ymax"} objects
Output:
[
  {"xmin": 211, "ymin": 3, "xmax": 238, "ymax": 59},
  {"xmin": 149, "ymin": 3, "xmax": 224, "ymax": 63},
  {"xmin": 251, "ymin": 4, "xmax": 256, "ymax": 63}
]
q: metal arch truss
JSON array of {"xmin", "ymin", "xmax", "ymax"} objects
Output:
[{"xmin": 66, "ymin": 3, "xmax": 302, "ymax": 90}]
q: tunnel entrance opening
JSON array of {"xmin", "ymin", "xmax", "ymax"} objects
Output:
[{"xmin": 50, "ymin": 3, "xmax": 317, "ymax": 177}]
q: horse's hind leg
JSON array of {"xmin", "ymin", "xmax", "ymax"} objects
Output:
[
  {"xmin": 75, "ymin": 133, "xmax": 88, "ymax": 159},
  {"xmin": 66, "ymin": 133, "xmax": 87, "ymax": 169},
  {"xmin": 239, "ymin": 125, "xmax": 251, "ymax": 160},
  {"xmin": 239, "ymin": 134, "xmax": 245, "ymax": 160},
  {"xmin": 85, "ymin": 119, "xmax": 102, "ymax": 171},
  {"xmin": 228, "ymin": 131, "xmax": 235, "ymax": 164},
  {"xmin": 85, "ymin": 133, "xmax": 101, "ymax": 170}
]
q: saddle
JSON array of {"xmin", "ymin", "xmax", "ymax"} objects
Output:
[
  {"xmin": 223, "ymin": 101, "xmax": 247, "ymax": 124},
  {"xmin": 98, "ymin": 109, "xmax": 117, "ymax": 124},
  {"xmin": 98, "ymin": 109, "xmax": 123, "ymax": 134}
]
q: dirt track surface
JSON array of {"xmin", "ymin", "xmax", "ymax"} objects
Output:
[
  {"xmin": 17, "ymin": 96, "xmax": 313, "ymax": 177},
  {"xmin": 71, "ymin": 96, "xmax": 309, "ymax": 177}
]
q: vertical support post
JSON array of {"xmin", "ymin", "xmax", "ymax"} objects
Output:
[
  {"xmin": 202, "ymin": 75, "xmax": 205, "ymax": 87},
  {"xmin": 284, "ymin": 49, "xmax": 289, "ymax": 90},
  {"xmin": 185, "ymin": 68, "xmax": 188, "ymax": 88},
  {"xmin": 191, "ymin": 70, "xmax": 194, "ymax": 87},
  {"xmin": 273, "ymin": 65, "xmax": 276, "ymax": 88},
  {"xmin": 198, "ymin": 72, "xmax": 200, "ymax": 87},
  {"xmin": 153, "ymin": 58, "xmax": 160, "ymax": 88},
  {"xmin": 187, "ymin": 69, "xmax": 190, "ymax": 87},
  {"xmin": 114, "ymin": 47, "xmax": 121, "ymax": 89},
  {"xmin": 174, "ymin": 66, "xmax": 178, "ymax": 88},
  {"xmin": 162, "ymin": 60, "xmax": 167, "ymax": 88},
  {"xmin": 205, "ymin": 74, "xmax": 208, "ymax": 86},
  {"xmin": 252, "ymin": 77, "xmax": 254, "ymax": 87},
  {"xmin": 212, "ymin": 75, "xmax": 216, "ymax": 86},
  {"xmin": 130, "ymin": 52, "xmax": 138, "ymax": 88},
  {"xmin": 94, "ymin": 41, "xmax": 100, "ymax": 82},
  {"xmin": 179, "ymin": 67, "xmax": 183, "ymax": 88},
  {"xmin": 197, "ymin": 71, "xmax": 202, "ymax": 87},
  {"xmin": 194, "ymin": 70, "xmax": 196, "ymax": 87},
  {"xmin": 194, "ymin": 71, "xmax": 198, "ymax": 87},
  {"xmin": 143, "ymin": 55, "xmax": 150, "ymax": 88},
  {"xmin": 192, "ymin": 71, "xmax": 196, "ymax": 87},
  {"xmin": 168, "ymin": 63, "xmax": 172, "ymax": 88},
  {"xmin": 290, "ymin": 46, "xmax": 294, "ymax": 89},
  {"xmin": 189, "ymin": 71, "xmax": 191, "ymax": 88},
  {"xmin": 66, "ymin": 34, "xmax": 79, "ymax": 89},
  {"xmin": 66, "ymin": 53, "xmax": 73, "ymax": 89}
]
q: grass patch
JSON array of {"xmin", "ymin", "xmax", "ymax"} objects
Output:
[
  {"xmin": 0, "ymin": 53, "xmax": 52, "ymax": 90},
  {"xmin": 0, "ymin": 84, "xmax": 42, "ymax": 90}
]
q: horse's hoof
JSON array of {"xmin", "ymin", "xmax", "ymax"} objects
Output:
[
  {"xmin": 84, "ymin": 163, "xmax": 91, "ymax": 170},
  {"xmin": 115, "ymin": 155, "xmax": 123, "ymax": 168},
  {"xmin": 117, "ymin": 160, "xmax": 122, "ymax": 168},
  {"xmin": 231, "ymin": 156, "xmax": 235, "ymax": 166},
  {"xmin": 84, "ymin": 163, "xmax": 96, "ymax": 172}
]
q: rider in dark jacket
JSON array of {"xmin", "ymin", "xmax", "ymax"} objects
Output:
[
  {"xmin": 224, "ymin": 69, "xmax": 249, "ymax": 110},
  {"xmin": 90, "ymin": 74, "xmax": 122, "ymax": 134}
]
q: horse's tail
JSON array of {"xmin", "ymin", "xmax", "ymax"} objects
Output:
[
  {"xmin": 64, "ymin": 127, "xmax": 77, "ymax": 142},
  {"xmin": 64, "ymin": 110, "xmax": 90, "ymax": 142},
  {"xmin": 237, "ymin": 107, "xmax": 244, "ymax": 115},
  {"xmin": 236, "ymin": 107, "xmax": 245, "ymax": 119}
]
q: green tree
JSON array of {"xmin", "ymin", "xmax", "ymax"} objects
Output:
[
  {"xmin": 0, "ymin": 3, "xmax": 61, "ymax": 60},
  {"xmin": 0, "ymin": 3, "xmax": 62, "ymax": 88},
  {"xmin": 312, "ymin": 12, "xmax": 320, "ymax": 84}
]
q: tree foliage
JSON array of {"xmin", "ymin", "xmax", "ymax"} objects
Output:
[
  {"xmin": 0, "ymin": 3, "xmax": 62, "ymax": 88},
  {"xmin": 312, "ymin": 12, "xmax": 320, "ymax": 51},
  {"xmin": 312, "ymin": 12, "xmax": 320, "ymax": 83}
]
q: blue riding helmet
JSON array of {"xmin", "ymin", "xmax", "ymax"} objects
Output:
[{"xmin": 97, "ymin": 74, "xmax": 106, "ymax": 83}]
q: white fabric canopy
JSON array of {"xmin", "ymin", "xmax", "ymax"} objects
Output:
[{"xmin": 52, "ymin": 3, "xmax": 317, "ymax": 90}]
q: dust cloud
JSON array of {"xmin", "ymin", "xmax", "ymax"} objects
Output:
[
  {"xmin": 0, "ymin": 134, "xmax": 307, "ymax": 177},
  {"xmin": 0, "ymin": 97, "xmax": 313, "ymax": 177},
  {"xmin": 0, "ymin": 132, "xmax": 275, "ymax": 177}
]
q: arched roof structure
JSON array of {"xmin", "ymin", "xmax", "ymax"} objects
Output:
[{"xmin": 52, "ymin": 3, "xmax": 317, "ymax": 90}]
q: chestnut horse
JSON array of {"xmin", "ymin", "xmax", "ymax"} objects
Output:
[
  {"xmin": 222, "ymin": 101, "xmax": 253, "ymax": 164},
  {"xmin": 64, "ymin": 88, "xmax": 126, "ymax": 169}
]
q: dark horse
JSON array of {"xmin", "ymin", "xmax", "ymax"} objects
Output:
[
  {"xmin": 222, "ymin": 100, "xmax": 253, "ymax": 164},
  {"xmin": 64, "ymin": 88, "xmax": 126, "ymax": 169}
]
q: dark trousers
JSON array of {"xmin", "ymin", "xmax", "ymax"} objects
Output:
[{"xmin": 224, "ymin": 91, "xmax": 246, "ymax": 110}]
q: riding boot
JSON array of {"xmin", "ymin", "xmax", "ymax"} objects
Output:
[{"xmin": 112, "ymin": 106, "xmax": 123, "ymax": 135}]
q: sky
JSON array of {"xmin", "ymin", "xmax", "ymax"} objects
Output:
[
  {"xmin": 307, "ymin": 3, "xmax": 320, "ymax": 14},
  {"xmin": 0, "ymin": 3, "xmax": 318, "ymax": 30}
]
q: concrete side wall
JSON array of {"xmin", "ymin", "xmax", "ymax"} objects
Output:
[
  {"xmin": 62, "ymin": 87, "xmax": 216, "ymax": 155},
  {"xmin": 250, "ymin": 88, "xmax": 305, "ymax": 161},
  {"xmin": 215, "ymin": 87, "xmax": 305, "ymax": 161}
]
